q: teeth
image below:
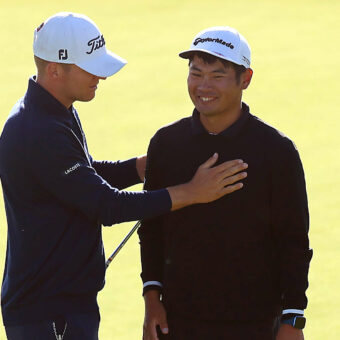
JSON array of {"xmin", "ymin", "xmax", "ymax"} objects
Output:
[{"xmin": 201, "ymin": 97, "xmax": 213, "ymax": 102}]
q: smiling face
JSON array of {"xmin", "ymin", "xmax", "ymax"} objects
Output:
[{"xmin": 187, "ymin": 54, "xmax": 251, "ymax": 132}]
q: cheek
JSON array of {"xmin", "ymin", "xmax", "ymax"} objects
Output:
[{"xmin": 187, "ymin": 77, "xmax": 200, "ymax": 93}]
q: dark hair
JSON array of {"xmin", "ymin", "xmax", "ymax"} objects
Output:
[{"xmin": 187, "ymin": 51, "xmax": 246, "ymax": 84}]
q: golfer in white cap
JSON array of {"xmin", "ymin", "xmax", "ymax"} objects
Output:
[
  {"xmin": 0, "ymin": 14, "xmax": 248, "ymax": 339},
  {"xmin": 139, "ymin": 26, "xmax": 311, "ymax": 340}
]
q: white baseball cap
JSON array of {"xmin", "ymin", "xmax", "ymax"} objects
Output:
[
  {"xmin": 179, "ymin": 26, "xmax": 251, "ymax": 68},
  {"xmin": 33, "ymin": 12, "xmax": 127, "ymax": 77}
]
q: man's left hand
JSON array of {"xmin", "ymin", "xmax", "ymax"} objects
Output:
[
  {"xmin": 136, "ymin": 154, "xmax": 147, "ymax": 181},
  {"xmin": 276, "ymin": 324, "xmax": 304, "ymax": 340}
]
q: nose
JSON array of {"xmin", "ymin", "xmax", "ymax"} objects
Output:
[
  {"xmin": 197, "ymin": 75, "xmax": 212, "ymax": 90},
  {"xmin": 93, "ymin": 75, "xmax": 107, "ymax": 80}
]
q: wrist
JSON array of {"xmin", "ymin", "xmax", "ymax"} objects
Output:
[
  {"xmin": 144, "ymin": 289, "xmax": 161, "ymax": 302},
  {"xmin": 167, "ymin": 182, "xmax": 195, "ymax": 211}
]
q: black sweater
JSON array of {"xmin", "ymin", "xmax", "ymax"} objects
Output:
[
  {"xmin": 138, "ymin": 103, "xmax": 312, "ymax": 321},
  {"xmin": 0, "ymin": 78, "xmax": 172, "ymax": 326}
]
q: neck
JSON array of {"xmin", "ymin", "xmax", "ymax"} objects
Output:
[{"xmin": 199, "ymin": 103, "xmax": 243, "ymax": 134}]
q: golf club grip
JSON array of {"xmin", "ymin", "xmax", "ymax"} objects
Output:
[{"xmin": 105, "ymin": 220, "xmax": 141, "ymax": 268}]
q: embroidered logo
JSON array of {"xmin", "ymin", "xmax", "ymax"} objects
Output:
[
  {"xmin": 59, "ymin": 49, "xmax": 68, "ymax": 60},
  {"xmin": 194, "ymin": 37, "xmax": 234, "ymax": 49},
  {"xmin": 242, "ymin": 55, "xmax": 250, "ymax": 66},
  {"xmin": 86, "ymin": 35, "xmax": 105, "ymax": 54},
  {"xmin": 64, "ymin": 163, "xmax": 80, "ymax": 175}
]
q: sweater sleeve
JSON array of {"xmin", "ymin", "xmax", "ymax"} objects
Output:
[
  {"xmin": 92, "ymin": 157, "xmax": 141, "ymax": 190},
  {"xmin": 27, "ymin": 124, "xmax": 171, "ymax": 226},
  {"xmin": 270, "ymin": 138, "xmax": 313, "ymax": 310},
  {"xmin": 138, "ymin": 133, "xmax": 166, "ymax": 293}
]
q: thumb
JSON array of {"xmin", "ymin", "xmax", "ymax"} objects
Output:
[
  {"xmin": 200, "ymin": 153, "xmax": 218, "ymax": 169},
  {"xmin": 159, "ymin": 319, "xmax": 169, "ymax": 335}
]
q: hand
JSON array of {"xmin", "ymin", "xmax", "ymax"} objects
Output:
[
  {"xmin": 276, "ymin": 324, "xmax": 304, "ymax": 340},
  {"xmin": 136, "ymin": 154, "xmax": 147, "ymax": 182},
  {"xmin": 167, "ymin": 153, "xmax": 248, "ymax": 211},
  {"xmin": 187, "ymin": 153, "xmax": 248, "ymax": 204},
  {"xmin": 143, "ymin": 291, "xmax": 169, "ymax": 340}
]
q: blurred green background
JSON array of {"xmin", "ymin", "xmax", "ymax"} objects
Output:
[{"xmin": 0, "ymin": 0, "xmax": 339, "ymax": 338}]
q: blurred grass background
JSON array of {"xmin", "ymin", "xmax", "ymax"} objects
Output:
[{"xmin": 0, "ymin": 0, "xmax": 339, "ymax": 338}]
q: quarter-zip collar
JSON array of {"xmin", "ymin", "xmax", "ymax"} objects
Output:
[{"xmin": 25, "ymin": 76, "xmax": 75, "ymax": 127}]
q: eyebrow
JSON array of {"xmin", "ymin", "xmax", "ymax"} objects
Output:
[{"xmin": 190, "ymin": 65, "xmax": 227, "ymax": 74}]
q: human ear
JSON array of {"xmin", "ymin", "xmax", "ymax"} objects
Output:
[
  {"xmin": 241, "ymin": 68, "xmax": 253, "ymax": 90},
  {"xmin": 46, "ymin": 62, "xmax": 60, "ymax": 79}
]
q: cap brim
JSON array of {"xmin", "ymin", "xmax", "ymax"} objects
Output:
[
  {"xmin": 76, "ymin": 50, "xmax": 127, "ymax": 77},
  {"xmin": 179, "ymin": 49, "xmax": 245, "ymax": 67}
]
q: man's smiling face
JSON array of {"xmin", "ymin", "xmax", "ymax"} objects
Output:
[{"xmin": 187, "ymin": 54, "xmax": 244, "ymax": 120}]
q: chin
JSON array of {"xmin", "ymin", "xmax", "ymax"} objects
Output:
[
  {"xmin": 79, "ymin": 95, "xmax": 96, "ymax": 102},
  {"xmin": 196, "ymin": 107, "xmax": 217, "ymax": 116}
]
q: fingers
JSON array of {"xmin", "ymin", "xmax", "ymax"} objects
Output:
[
  {"xmin": 143, "ymin": 323, "xmax": 159, "ymax": 340},
  {"xmin": 159, "ymin": 320, "xmax": 169, "ymax": 335},
  {"xmin": 221, "ymin": 171, "xmax": 247, "ymax": 187},
  {"xmin": 144, "ymin": 319, "xmax": 168, "ymax": 340},
  {"xmin": 214, "ymin": 159, "xmax": 248, "ymax": 176},
  {"xmin": 221, "ymin": 182, "xmax": 244, "ymax": 196},
  {"xmin": 199, "ymin": 152, "xmax": 218, "ymax": 169}
]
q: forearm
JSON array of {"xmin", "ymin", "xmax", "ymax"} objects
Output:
[
  {"xmin": 92, "ymin": 157, "xmax": 141, "ymax": 189},
  {"xmin": 271, "ymin": 140, "xmax": 312, "ymax": 309},
  {"xmin": 138, "ymin": 216, "xmax": 165, "ymax": 292},
  {"xmin": 98, "ymin": 188, "xmax": 171, "ymax": 226}
]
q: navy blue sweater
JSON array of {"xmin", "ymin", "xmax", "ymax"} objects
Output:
[{"xmin": 0, "ymin": 77, "xmax": 172, "ymax": 326}]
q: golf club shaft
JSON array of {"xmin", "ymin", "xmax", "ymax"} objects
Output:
[{"xmin": 105, "ymin": 220, "xmax": 141, "ymax": 268}]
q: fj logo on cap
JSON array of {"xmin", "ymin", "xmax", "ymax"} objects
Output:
[
  {"xmin": 194, "ymin": 37, "xmax": 234, "ymax": 49},
  {"xmin": 87, "ymin": 35, "xmax": 105, "ymax": 54},
  {"xmin": 58, "ymin": 49, "xmax": 68, "ymax": 60}
]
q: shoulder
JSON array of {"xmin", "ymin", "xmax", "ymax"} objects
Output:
[
  {"xmin": 2, "ymin": 102, "xmax": 71, "ymax": 152},
  {"xmin": 249, "ymin": 114, "xmax": 297, "ymax": 153},
  {"xmin": 150, "ymin": 116, "xmax": 192, "ymax": 145}
]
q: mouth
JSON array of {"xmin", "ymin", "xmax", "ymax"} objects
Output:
[{"xmin": 198, "ymin": 96, "xmax": 216, "ymax": 103}]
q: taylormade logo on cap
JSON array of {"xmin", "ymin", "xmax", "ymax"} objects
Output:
[
  {"xmin": 193, "ymin": 37, "xmax": 235, "ymax": 50},
  {"xmin": 33, "ymin": 12, "xmax": 127, "ymax": 77},
  {"xmin": 179, "ymin": 26, "xmax": 251, "ymax": 68}
]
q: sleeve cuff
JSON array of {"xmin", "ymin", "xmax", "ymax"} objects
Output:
[
  {"xmin": 282, "ymin": 309, "xmax": 304, "ymax": 315},
  {"xmin": 142, "ymin": 281, "xmax": 163, "ymax": 295},
  {"xmin": 143, "ymin": 281, "xmax": 163, "ymax": 289}
]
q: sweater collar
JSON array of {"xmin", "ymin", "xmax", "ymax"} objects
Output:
[
  {"xmin": 25, "ymin": 76, "xmax": 75, "ymax": 124},
  {"xmin": 191, "ymin": 102, "xmax": 251, "ymax": 139}
]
